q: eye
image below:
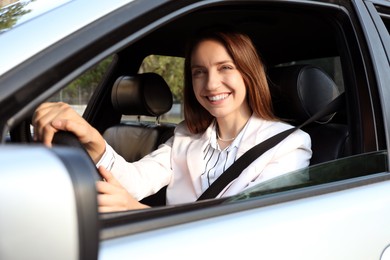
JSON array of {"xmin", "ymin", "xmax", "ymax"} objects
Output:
[
  {"xmin": 192, "ymin": 68, "xmax": 205, "ymax": 77},
  {"xmin": 220, "ymin": 64, "xmax": 234, "ymax": 71}
]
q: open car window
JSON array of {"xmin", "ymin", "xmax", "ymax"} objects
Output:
[
  {"xmin": 47, "ymin": 56, "xmax": 114, "ymax": 116},
  {"xmin": 120, "ymin": 55, "xmax": 185, "ymax": 124}
]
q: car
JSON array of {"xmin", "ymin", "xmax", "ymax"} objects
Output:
[{"xmin": 1, "ymin": 0, "xmax": 390, "ymax": 259}]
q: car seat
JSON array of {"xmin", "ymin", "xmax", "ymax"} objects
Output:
[
  {"xmin": 103, "ymin": 73, "xmax": 176, "ymax": 206},
  {"xmin": 103, "ymin": 73, "xmax": 176, "ymax": 163},
  {"xmin": 267, "ymin": 65, "xmax": 350, "ymax": 165}
]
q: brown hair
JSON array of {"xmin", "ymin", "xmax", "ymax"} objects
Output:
[{"xmin": 184, "ymin": 28, "xmax": 276, "ymax": 134}]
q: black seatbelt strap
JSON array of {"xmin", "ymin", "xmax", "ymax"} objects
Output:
[{"xmin": 197, "ymin": 93, "xmax": 345, "ymax": 201}]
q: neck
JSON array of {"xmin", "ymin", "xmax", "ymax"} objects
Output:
[{"xmin": 216, "ymin": 112, "xmax": 251, "ymax": 142}]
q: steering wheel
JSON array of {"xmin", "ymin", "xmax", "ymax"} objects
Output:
[
  {"xmin": 52, "ymin": 131, "xmax": 87, "ymax": 150},
  {"xmin": 10, "ymin": 119, "xmax": 102, "ymax": 180},
  {"xmin": 52, "ymin": 131, "xmax": 103, "ymax": 181}
]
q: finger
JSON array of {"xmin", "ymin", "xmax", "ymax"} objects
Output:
[
  {"xmin": 99, "ymin": 206, "xmax": 120, "ymax": 213},
  {"xmin": 32, "ymin": 102, "xmax": 57, "ymax": 126},
  {"xmin": 41, "ymin": 125, "xmax": 57, "ymax": 147},
  {"xmin": 97, "ymin": 191, "xmax": 147, "ymax": 212},
  {"xmin": 33, "ymin": 102, "xmax": 72, "ymax": 143},
  {"xmin": 98, "ymin": 166, "xmax": 121, "ymax": 186},
  {"xmin": 33, "ymin": 102, "xmax": 91, "ymax": 146},
  {"xmin": 98, "ymin": 206, "xmax": 111, "ymax": 213},
  {"xmin": 96, "ymin": 180, "xmax": 118, "ymax": 194},
  {"xmin": 97, "ymin": 193, "xmax": 120, "ymax": 208},
  {"xmin": 41, "ymin": 119, "xmax": 78, "ymax": 147},
  {"xmin": 51, "ymin": 119, "xmax": 89, "ymax": 141},
  {"xmin": 97, "ymin": 194, "xmax": 118, "ymax": 212},
  {"xmin": 97, "ymin": 190, "xmax": 128, "ymax": 212},
  {"xmin": 32, "ymin": 103, "xmax": 59, "ymax": 142}
]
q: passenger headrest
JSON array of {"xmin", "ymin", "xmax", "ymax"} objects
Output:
[
  {"xmin": 268, "ymin": 65, "xmax": 340, "ymax": 124},
  {"xmin": 111, "ymin": 73, "xmax": 173, "ymax": 117}
]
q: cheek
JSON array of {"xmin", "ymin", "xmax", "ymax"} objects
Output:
[
  {"xmin": 232, "ymin": 76, "xmax": 247, "ymax": 96},
  {"xmin": 192, "ymin": 79, "xmax": 203, "ymax": 96}
]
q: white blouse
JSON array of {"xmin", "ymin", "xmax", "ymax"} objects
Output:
[{"xmin": 201, "ymin": 120, "xmax": 249, "ymax": 192}]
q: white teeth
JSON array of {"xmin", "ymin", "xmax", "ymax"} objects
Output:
[{"xmin": 208, "ymin": 93, "xmax": 229, "ymax": 101}]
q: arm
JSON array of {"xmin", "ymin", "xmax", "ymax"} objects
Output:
[
  {"xmin": 33, "ymin": 102, "xmax": 173, "ymax": 206},
  {"xmin": 99, "ymin": 139, "xmax": 174, "ymax": 201}
]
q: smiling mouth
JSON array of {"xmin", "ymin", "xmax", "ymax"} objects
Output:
[{"xmin": 207, "ymin": 93, "xmax": 230, "ymax": 102}]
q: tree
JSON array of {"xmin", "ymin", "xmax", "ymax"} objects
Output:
[
  {"xmin": 139, "ymin": 55, "xmax": 184, "ymax": 103},
  {"xmin": 0, "ymin": 1, "xmax": 33, "ymax": 32},
  {"xmin": 49, "ymin": 56, "xmax": 113, "ymax": 104}
]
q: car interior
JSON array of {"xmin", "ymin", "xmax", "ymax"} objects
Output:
[
  {"xmin": 88, "ymin": 4, "xmax": 355, "ymax": 206},
  {"xmin": 88, "ymin": 4, "xmax": 352, "ymax": 154}
]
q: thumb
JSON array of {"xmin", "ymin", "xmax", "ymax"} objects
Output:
[
  {"xmin": 52, "ymin": 119, "xmax": 83, "ymax": 133},
  {"xmin": 98, "ymin": 166, "xmax": 120, "ymax": 186},
  {"xmin": 51, "ymin": 119, "xmax": 88, "ymax": 142},
  {"xmin": 51, "ymin": 119, "xmax": 68, "ymax": 131}
]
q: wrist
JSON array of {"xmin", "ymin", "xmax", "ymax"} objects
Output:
[{"xmin": 86, "ymin": 129, "xmax": 106, "ymax": 163}]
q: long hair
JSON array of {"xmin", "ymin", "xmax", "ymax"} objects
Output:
[{"xmin": 184, "ymin": 28, "xmax": 276, "ymax": 134}]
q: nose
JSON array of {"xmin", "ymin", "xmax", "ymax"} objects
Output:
[{"xmin": 205, "ymin": 69, "xmax": 220, "ymax": 91}]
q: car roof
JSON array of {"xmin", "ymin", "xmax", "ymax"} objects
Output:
[
  {"xmin": 141, "ymin": 4, "xmax": 339, "ymax": 66},
  {"xmin": 0, "ymin": 0, "xmax": 136, "ymax": 75},
  {"xmin": 0, "ymin": 0, "xmax": 342, "ymax": 76}
]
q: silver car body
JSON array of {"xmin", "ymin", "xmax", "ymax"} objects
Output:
[{"xmin": 0, "ymin": 0, "xmax": 390, "ymax": 259}]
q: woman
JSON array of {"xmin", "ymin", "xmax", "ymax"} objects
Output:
[{"xmin": 33, "ymin": 29, "xmax": 312, "ymax": 212}]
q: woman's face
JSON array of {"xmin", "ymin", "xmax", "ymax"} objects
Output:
[{"xmin": 191, "ymin": 39, "xmax": 251, "ymax": 122}]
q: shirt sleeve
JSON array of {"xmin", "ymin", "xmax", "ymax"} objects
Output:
[
  {"xmin": 96, "ymin": 141, "xmax": 115, "ymax": 171},
  {"xmin": 96, "ymin": 138, "xmax": 174, "ymax": 201}
]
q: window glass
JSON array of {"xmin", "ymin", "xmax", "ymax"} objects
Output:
[
  {"xmin": 47, "ymin": 56, "xmax": 114, "ymax": 115},
  {"xmin": 121, "ymin": 55, "xmax": 185, "ymax": 124},
  {"xmin": 276, "ymin": 56, "xmax": 344, "ymax": 91},
  {"xmin": 227, "ymin": 150, "xmax": 388, "ymax": 202},
  {"xmin": 0, "ymin": 0, "xmax": 71, "ymax": 33}
]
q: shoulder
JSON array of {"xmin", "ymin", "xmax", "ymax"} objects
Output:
[
  {"xmin": 249, "ymin": 115, "xmax": 311, "ymax": 146},
  {"xmin": 248, "ymin": 116, "xmax": 292, "ymax": 137},
  {"xmin": 174, "ymin": 121, "xmax": 192, "ymax": 136},
  {"xmin": 173, "ymin": 121, "xmax": 207, "ymax": 141}
]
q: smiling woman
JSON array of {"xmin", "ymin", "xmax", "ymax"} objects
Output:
[{"xmin": 32, "ymin": 28, "xmax": 312, "ymax": 211}]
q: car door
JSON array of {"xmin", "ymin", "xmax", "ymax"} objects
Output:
[{"xmin": 98, "ymin": 1, "xmax": 390, "ymax": 259}]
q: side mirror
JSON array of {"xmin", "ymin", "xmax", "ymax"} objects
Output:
[{"xmin": 0, "ymin": 146, "xmax": 99, "ymax": 259}]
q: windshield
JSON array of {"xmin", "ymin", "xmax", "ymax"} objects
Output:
[{"xmin": 0, "ymin": 0, "xmax": 71, "ymax": 33}]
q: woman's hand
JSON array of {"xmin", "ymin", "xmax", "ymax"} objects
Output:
[
  {"xmin": 32, "ymin": 102, "xmax": 106, "ymax": 163},
  {"xmin": 96, "ymin": 166, "xmax": 149, "ymax": 212}
]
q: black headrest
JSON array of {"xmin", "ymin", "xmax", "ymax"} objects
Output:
[
  {"xmin": 268, "ymin": 65, "xmax": 340, "ymax": 124},
  {"xmin": 111, "ymin": 73, "xmax": 173, "ymax": 117}
]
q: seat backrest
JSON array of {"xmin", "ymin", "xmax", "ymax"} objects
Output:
[
  {"xmin": 103, "ymin": 73, "xmax": 175, "ymax": 162},
  {"xmin": 268, "ymin": 65, "xmax": 350, "ymax": 165}
]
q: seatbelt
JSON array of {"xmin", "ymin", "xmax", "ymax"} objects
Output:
[{"xmin": 197, "ymin": 93, "xmax": 345, "ymax": 201}]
